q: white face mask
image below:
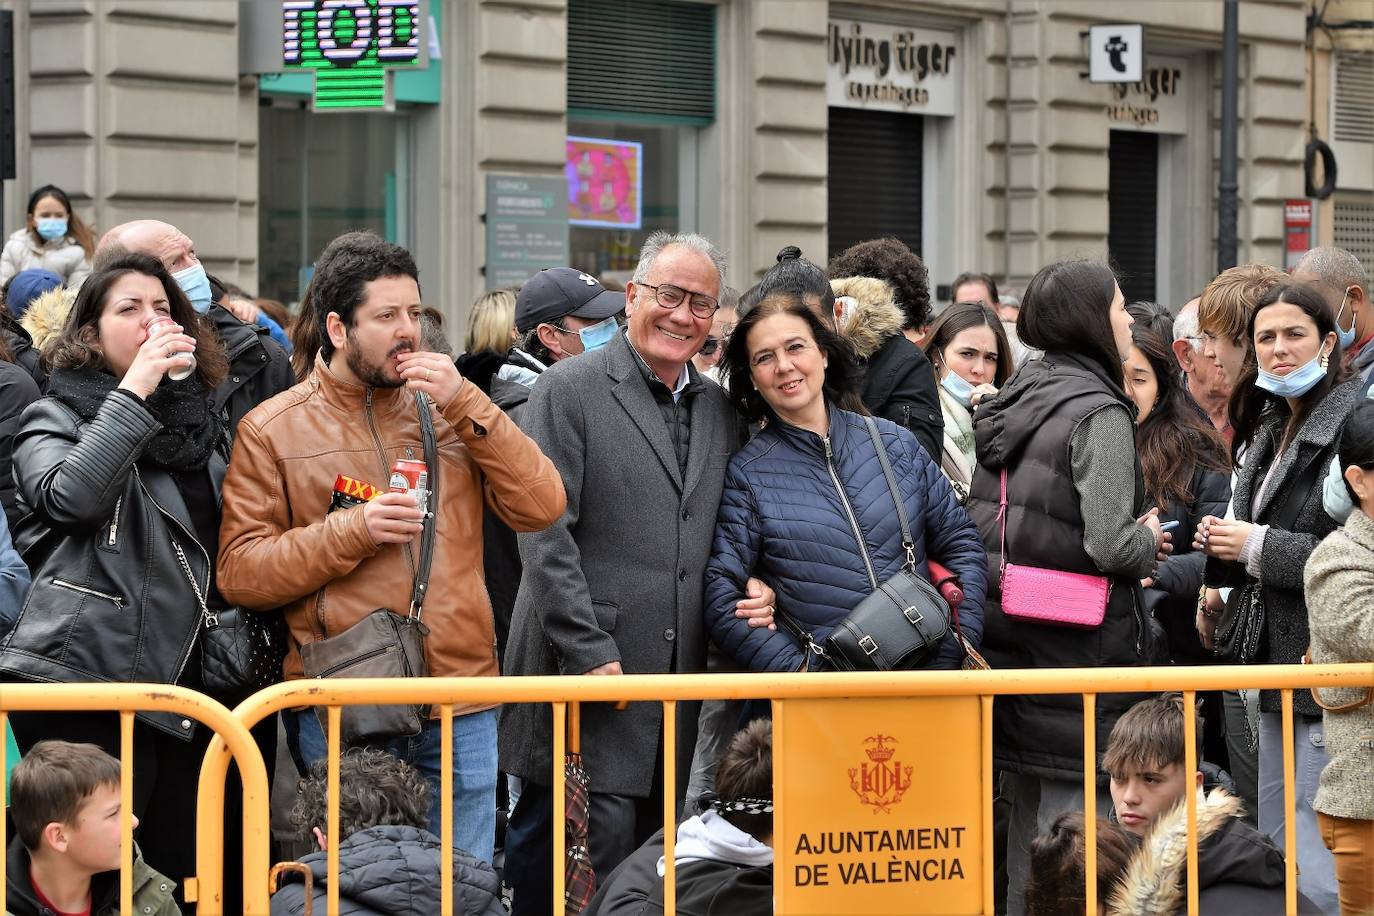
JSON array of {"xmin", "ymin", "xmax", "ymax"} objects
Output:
[{"xmin": 940, "ymin": 368, "xmax": 976, "ymax": 407}]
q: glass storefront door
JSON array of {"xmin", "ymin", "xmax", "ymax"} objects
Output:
[{"xmin": 257, "ymin": 102, "xmax": 413, "ymax": 305}]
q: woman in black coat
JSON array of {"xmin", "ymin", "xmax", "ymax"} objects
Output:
[
  {"xmin": 0, "ymin": 253, "xmax": 230, "ymax": 909},
  {"xmin": 964, "ymin": 261, "xmax": 1167, "ymax": 916},
  {"xmin": 1195, "ymin": 283, "xmax": 1356, "ymax": 913}
]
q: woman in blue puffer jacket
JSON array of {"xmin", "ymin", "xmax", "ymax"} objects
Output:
[{"xmin": 703, "ymin": 285, "xmax": 988, "ymax": 673}]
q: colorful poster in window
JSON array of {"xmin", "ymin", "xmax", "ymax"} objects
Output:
[{"xmin": 566, "ymin": 135, "xmax": 643, "ymax": 229}]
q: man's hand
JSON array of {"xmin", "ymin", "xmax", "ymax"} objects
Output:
[
  {"xmin": 397, "ymin": 351, "xmax": 463, "ymax": 408},
  {"xmin": 735, "ymin": 577, "xmax": 777, "ymax": 630},
  {"xmin": 584, "ymin": 661, "xmax": 623, "ymax": 676},
  {"xmin": 224, "ymin": 296, "xmax": 260, "ymax": 324},
  {"xmin": 362, "ymin": 491, "xmax": 424, "ymax": 545}
]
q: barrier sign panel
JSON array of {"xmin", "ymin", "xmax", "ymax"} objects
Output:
[{"xmin": 774, "ymin": 696, "xmax": 983, "ymax": 914}]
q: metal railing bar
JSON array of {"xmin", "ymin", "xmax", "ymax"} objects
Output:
[
  {"xmin": 663, "ymin": 699, "xmax": 677, "ymax": 916},
  {"xmin": 1083, "ymin": 693, "xmax": 1097, "ymax": 916},
  {"xmin": 210, "ymin": 665, "xmax": 1374, "ymax": 718},
  {"xmin": 553, "ymin": 701, "xmax": 567, "ymax": 915},
  {"xmin": 441, "ymin": 704, "xmax": 454, "ymax": 916},
  {"xmin": 1184, "ymin": 689, "xmax": 1199, "ymax": 916},
  {"xmin": 980, "ymin": 695, "xmax": 994, "ymax": 916},
  {"xmin": 1282, "ymin": 690, "xmax": 1297, "ymax": 916},
  {"xmin": 120, "ymin": 710, "xmax": 134, "ymax": 916},
  {"xmin": 327, "ymin": 706, "xmax": 341, "ymax": 916}
]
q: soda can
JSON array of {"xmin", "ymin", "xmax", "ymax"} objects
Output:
[{"xmin": 389, "ymin": 458, "xmax": 429, "ymax": 515}]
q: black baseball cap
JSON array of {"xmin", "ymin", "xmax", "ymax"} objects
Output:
[{"xmin": 515, "ymin": 267, "xmax": 625, "ymax": 333}]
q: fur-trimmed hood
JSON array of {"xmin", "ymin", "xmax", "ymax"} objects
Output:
[
  {"xmin": 831, "ymin": 276, "xmax": 904, "ymax": 360},
  {"xmin": 1110, "ymin": 789, "xmax": 1301, "ymax": 916},
  {"xmin": 19, "ymin": 284, "xmax": 75, "ymax": 351}
]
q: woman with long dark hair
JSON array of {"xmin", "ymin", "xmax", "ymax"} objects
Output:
[
  {"xmin": 1194, "ymin": 283, "xmax": 1356, "ymax": 912},
  {"xmin": 0, "ymin": 184, "xmax": 94, "ymax": 289},
  {"xmin": 703, "ymin": 287, "xmax": 987, "ymax": 673},
  {"xmin": 921, "ymin": 302, "xmax": 1013, "ymax": 499},
  {"xmin": 1123, "ymin": 302, "xmax": 1231, "ymax": 663},
  {"xmin": 964, "ymin": 260, "xmax": 1167, "ymax": 915},
  {"xmin": 0, "ymin": 253, "xmax": 229, "ymax": 909}
]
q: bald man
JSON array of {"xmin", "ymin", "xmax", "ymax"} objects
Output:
[
  {"xmin": 96, "ymin": 220, "xmax": 294, "ymax": 435},
  {"xmin": 1293, "ymin": 246, "xmax": 1374, "ymax": 389}
]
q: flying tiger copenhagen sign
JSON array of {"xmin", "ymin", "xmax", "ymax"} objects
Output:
[
  {"xmin": 774, "ymin": 696, "xmax": 984, "ymax": 913},
  {"xmin": 827, "ymin": 20, "xmax": 960, "ymax": 117}
]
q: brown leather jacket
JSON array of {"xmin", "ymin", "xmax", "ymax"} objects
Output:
[{"xmin": 217, "ymin": 355, "xmax": 566, "ymax": 713}]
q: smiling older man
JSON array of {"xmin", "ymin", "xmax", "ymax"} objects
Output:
[{"xmin": 499, "ymin": 232, "xmax": 775, "ymax": 914}]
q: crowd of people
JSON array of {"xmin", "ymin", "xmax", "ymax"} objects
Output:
[{"xmin": 0, "ymin": 179, "xmax": 1369, "ymax": 916}]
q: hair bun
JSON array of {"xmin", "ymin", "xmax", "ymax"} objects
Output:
[{"xmin": 776, "ymin": 246, "xmax": 802, "ymax": 263}]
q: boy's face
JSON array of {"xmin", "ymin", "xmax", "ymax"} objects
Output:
[
  {"xmin": 51, "ymin": 783, "xmax": 135, "ymax": 873},
  {"xmin": 1109, "ymin": 762, "xmax": 1191, "ymax": 836}
]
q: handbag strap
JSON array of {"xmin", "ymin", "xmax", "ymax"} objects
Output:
[
  {"xmin": 860, "ymin": 415, "xmax": 916, "ymax": 570},
  {"xmin": 997, "ymin": 467, "xmax": 1010, "ymax": 575},
  {"xmin": 409, "ymin": 392, "xmax": 439, "ymax": 620}
]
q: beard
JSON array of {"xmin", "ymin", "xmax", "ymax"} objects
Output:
[{"xmin": 345, "ymin": 330, "xmax": 412, "ymax": 388}]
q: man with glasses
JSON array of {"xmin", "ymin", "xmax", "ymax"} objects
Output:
[
  {"xmin": 691, "ymin": 284, "xmax": 738, "ymax": 384},
  {"xmin": 500, "ymin": 232, "xmax": 775, "ymax": 915},
  {"xmin": 1170, "ymin": 296, "xmax": 1232, "ymax": 438}
]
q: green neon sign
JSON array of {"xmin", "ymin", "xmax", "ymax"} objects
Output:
[{"xmin": 282, "ymin": 1, "xmax": 423, "ymax": 111}]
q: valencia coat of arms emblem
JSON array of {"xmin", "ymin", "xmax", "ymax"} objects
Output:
[{"xmin": 849, "ymin": 734, "xmax": 913, "ymax": 813}]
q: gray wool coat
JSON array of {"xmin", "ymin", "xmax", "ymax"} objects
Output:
[
  {"xmin": 1206, "ymin": 378, "xmax": 1360, "ymax": 717},
  {"xmin": 1303, "ymin": 508, "xmax": 1374, "ymax": 821},
  {"xmin": 499, "ymin": 331, "xmax": 741, "ymax": 798}
]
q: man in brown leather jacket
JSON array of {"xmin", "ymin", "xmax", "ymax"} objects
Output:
[{"xmin": 217, "ymin": 232, "xmax": 566, "ymax": 865}]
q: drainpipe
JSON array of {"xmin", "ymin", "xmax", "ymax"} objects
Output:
[
  {"xmin": 1218, "ymin": 0, "xmax": 1239, "ymax": 271},
  {"xmin": 1003, "ymin": 2, "xmax": 1014, "ymax": 289}
]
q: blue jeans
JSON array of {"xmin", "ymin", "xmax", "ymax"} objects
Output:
[
  {"xmin": 1258, "ymin": 711, "xmax": 1339, "ymax": 914},
  {"xmin": 289, "ymin": 707, "xmax": 499, "ymax": 864}
]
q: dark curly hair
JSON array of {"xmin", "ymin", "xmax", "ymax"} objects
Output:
[
  {"xmin": 720, "ymin": 286, "xmax": 868, "ymax": 424},
  {"xmin": 290, "ymin": 748, "xmax": 431, "ymax": 843},
  {"xmin": 289, "ymin": 231, "xmax": 420, "ymax": 378},
  {"xmin": 828, "ymin": 237, "xmax": 932, "ymax": 331},
  {"xmin": 1024, "ymin": 812, "xmax": 1134, "ymax": 916}
]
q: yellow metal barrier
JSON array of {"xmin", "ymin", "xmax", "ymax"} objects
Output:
[
  {"xmin": 0, "ymin": 683, "xmax": 268, "ymax": 915},
  {"xmin": 191, "ymin": 662, "xmax": 1372, "ymax": 915}
]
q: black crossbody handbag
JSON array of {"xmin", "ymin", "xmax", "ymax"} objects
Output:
[
  {"xmin": 298, "ymin": 392, "xmax": 439, "ymax": 745},
  {"xmin": 822, "ymin": 416, "xmax": 950, "ymax": 671}
]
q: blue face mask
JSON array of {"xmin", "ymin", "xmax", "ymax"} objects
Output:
[
  {"xmin": 172, "ymin": 262, "xmax": 213, "ymax": 314},
  {"xmin": 1255, "ymin": 347, "xmax": 1331, "ymax": 398},
  {"xmin": 35, "ymin": 218, "xmax": 67, "ymax": 242},
  {"xmin": 576, "ymin": 316, "xmax": 619, "ymax": 352},
  {"xmin": 1335, "ymin": 289, "xmax": 1357, "ymax": 350},
  {"xmin": 940, "ymin": 368, "xmax": 976, "ymax": 407}
]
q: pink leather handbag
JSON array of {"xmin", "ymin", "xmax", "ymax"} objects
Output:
[{"xmin": 998, "ymin": 468, "xmax": 1110, "ymax": 628}]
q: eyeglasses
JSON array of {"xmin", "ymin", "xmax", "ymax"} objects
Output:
[
  {"xmin": 637, "ymin": 283, "xmax": 720, "ymax": 319},
  {"xmin": 699, "ymin": 335, "xmax": 728, "ymax": 357}
]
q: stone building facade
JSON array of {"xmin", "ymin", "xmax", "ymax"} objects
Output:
[{"xmin": 4, "ymin": 0, "xmax": 1360, "ymax": 330}]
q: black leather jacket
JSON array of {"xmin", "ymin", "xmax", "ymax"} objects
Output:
[
  {"xmin": 0, "ymin": 391, "xmax": 224, "ymax": 740},
  {"xmin": 207, "ymin": 302, "xmax": 295, "ymax": 437}
]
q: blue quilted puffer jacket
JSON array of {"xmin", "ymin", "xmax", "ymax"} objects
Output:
[{"xmin": 704, "ymin": 405, "xmax": 987, "ymax": 672}]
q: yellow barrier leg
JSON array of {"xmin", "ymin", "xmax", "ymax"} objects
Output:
[
  {"xmin": 120, "ymin": 710, "xmax": 134, "ymax": 916},
  {"xmin": 327, "ymin": 707, "xmax": 341, "ymax": 916},
  {"xmin": 663, "ymin": 700, "xmax": 676, "ymax": 916},
  {"xmin": 981, "ymin": 695, "xmax": 995, "ymax": 916},
  {"xmin": 441, "ymin": 705, "xmax": 454, "ymax": 916},
  {"xmin": 1282, "ymin": 690, "xmax": 1297, "ymax": 916},
  {"xmin": 1083, "ymin": 693, "xmax": 1096, "ymax": 916},
  {"xmin": 1184, "ymin": 690, "xmax": 1199, "ymax": 916},
  {"xmin": 553, "ymin": 702, "xmax": 567, "ymax": 915},
  {"xmin": 1, "ymin": 711, "xmax": 7, "ymax": 902}
]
